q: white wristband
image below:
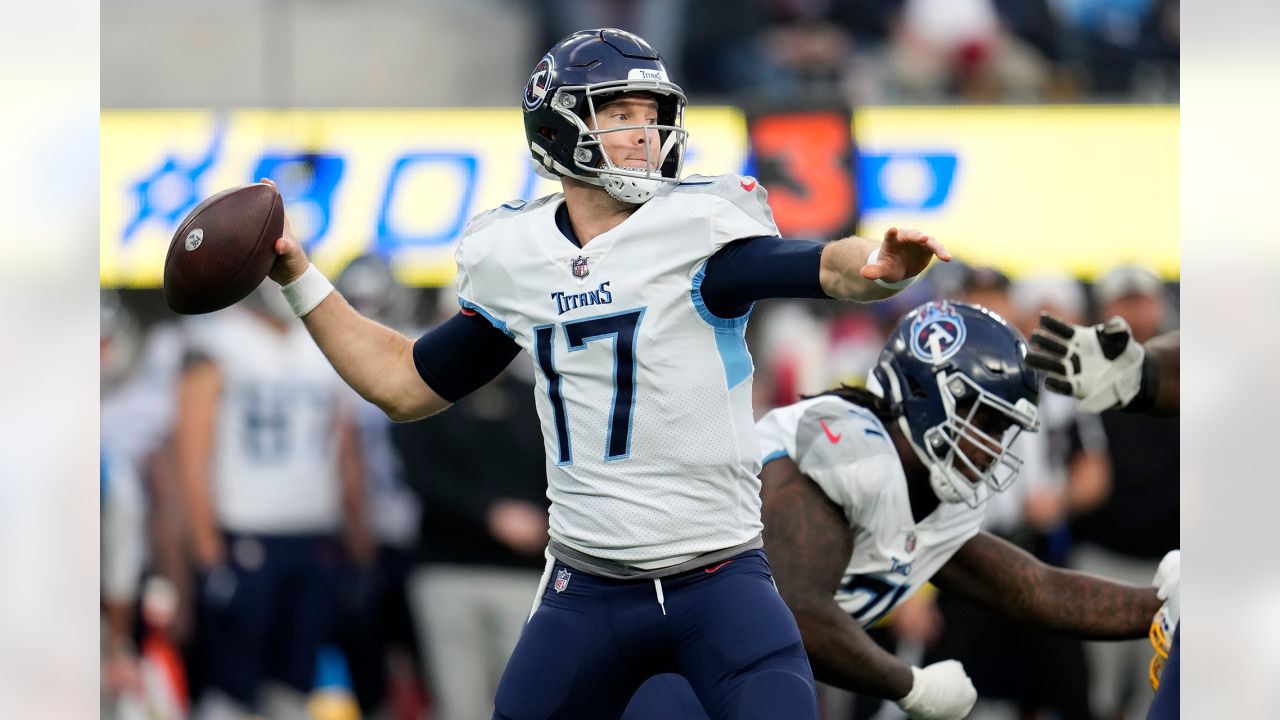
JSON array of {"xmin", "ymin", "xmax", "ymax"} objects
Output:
[
  {"xmin": 866, "ymin": 248, "xmax": 915, "ymax": 290},
  {"xmin": 280, "ymin": 264, "xmax": 334, "ymax": 317}
]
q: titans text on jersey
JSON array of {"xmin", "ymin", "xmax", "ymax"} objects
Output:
[{"xmin": 551, "ymin": 281, "xmax": 613, "ymax": 315}]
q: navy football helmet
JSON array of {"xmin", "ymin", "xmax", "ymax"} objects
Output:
[
  {"xmin": 871, "ymin": 301, "xmax": 1043, "ymax": 507},
  {"xmin": 522, "ymin": 28, "xmax": 687, "ymax": 204},
  {"xmin": 335, "ymin": 253, "xmax": 410, "ymax": 327}
]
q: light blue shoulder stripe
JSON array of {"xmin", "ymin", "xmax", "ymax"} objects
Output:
[
  {"xmin": 459, "ymin": 298, "xmax": 515, "ymax": 338},
  {"xmin": 762, "ymin": 449, "xmax": 789, "ymax": 466},
  {"xmin": 690, "ymin": 260, "xmax": 754, "ymax": 389}
]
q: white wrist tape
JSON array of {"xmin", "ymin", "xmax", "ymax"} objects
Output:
[
  {"xmin": 280, "ymin": 264, "xmax": 334, "ymax": 317},
  {"xmin": 866, "ymin": 248, "xmax": 915, "ymax": 290}
]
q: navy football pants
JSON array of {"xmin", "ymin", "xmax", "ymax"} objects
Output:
[
  {"xmin": 492, "ymin": 549, "xmax": 818, "ymax": 720},
  {"xmin": 197, "ymin": 533, "xmax": 342, "ymax": 709},
  {"xmin": 1147, "ymin": 623, "xmax": 1180, "ymax": 720}
]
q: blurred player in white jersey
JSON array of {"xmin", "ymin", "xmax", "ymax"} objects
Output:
[
  {"xmin": 750, "ymin": 301, "xmax": 1176, "ymax": 720},
  {"xmin": 101, "ymin": 291, "xmax": 193, "ymax": 719},
  {"xmin": 260, "ymin": 28, "xmax": 949, "ymax": 719},
  {"xmin": 176, "ymin": 286, "xmax": 370, "ymax": 719}
]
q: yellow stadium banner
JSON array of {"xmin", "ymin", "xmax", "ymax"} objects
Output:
[
  {"xmin": 100, "ymin": 105, "xmax": 1176, "ymax": 288},
  {"xmin": 854, "ymin": 105, "xmax": 1178, "ymax": 281}
]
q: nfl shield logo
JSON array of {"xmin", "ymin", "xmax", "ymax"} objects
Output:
[
  {"xmin": 905, "ymin": 532, "xmax": 917, "ymax": 553},
  {"xmin": 571, "ymin": 256, "xmax": 590, "ymax": 279},
  {"xmin": 553, "ymin": 567, "xmax": 572, "ymax": 593}
]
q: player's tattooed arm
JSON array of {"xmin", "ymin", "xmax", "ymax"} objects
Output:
[
  {"xmin": 1142, "ymin": 330, "xmax": 1180, "ymax": 414},
  {"xmin": 819, "ymin": 227, "xmax": 951, "ymax": 302},
  {"xmin": 933, "ymin": 531, "xmax": 1161, "ymax": 639},
  {"xmin": 761, "ymin": 458, "xmax": 915, "ymax": 700}
]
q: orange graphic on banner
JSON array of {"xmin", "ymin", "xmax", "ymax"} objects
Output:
[{"xmin": 748, "ymin": 112, "xmax": 856, "ymax": 240}]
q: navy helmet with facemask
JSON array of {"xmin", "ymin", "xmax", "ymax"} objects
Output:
[
  {"xmin": 871, "ymin": 301, "xmax": 1043, "ymax": 508},
  {"xmin": 522, "ymin": 28, "xmax": 687, "ymax": 204}
]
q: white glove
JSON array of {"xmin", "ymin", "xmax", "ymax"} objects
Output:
[
  {"xmin": 1152, "ymin": 549, "xmax": 1180, "ymax": 605},
  {"xmin": 1148, "ymin": 550, "xmax": 1180, "ymax": 690},
  {"xmin": 896, "ymin": 660, "xmax": 978, "ymax": 720},
  {"xmin": 1027, "ymin": 313, "xmax": 1145, "ymax": 413}
]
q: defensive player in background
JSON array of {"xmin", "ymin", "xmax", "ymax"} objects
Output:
[
  {"xmin": 753, "ymin": 302, "xmax": 1176, "ymax": 720},
  {"xmin": 1027, "ymin": 312, "xmax": 1179, "ymax": 416},
  {"xmin": 1026, "ymin": 311, "xmax": 1181, "ymax": 720},
  {"xmin": 330, "ymin": 255, "xmax": 428, "ymax": 719},
  {"xmin": 261, "ymin": 28, "xmax": 949, "ymax": 719}
]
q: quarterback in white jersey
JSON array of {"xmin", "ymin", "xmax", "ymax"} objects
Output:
[
  {"xmin": 456, "ymin": 173, "xmax": 783, "ymax": 566},
  {"xmin": 261, "ymin": 28, "xmax": 950, "ymax": 720},
  {"xmin": 755, "ymin": 302, "xmax": 1174, "ymax": 720}
]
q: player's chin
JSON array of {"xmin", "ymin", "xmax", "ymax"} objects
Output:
[{"xmin": 955, "ymin": 455, "xmax": 995, "ymax": 486}]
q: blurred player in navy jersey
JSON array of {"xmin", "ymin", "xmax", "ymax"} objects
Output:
[
  {"xmin": 1028, "ymin": 299, "xmax": 1180, "ymax": 720},
  {"xmin": 396, "ymin": 360, "xmax": 549, "ymax": 720},
  {"xmin": 176, "ymin": 286, "xmax": 370, "ymax": 719},
  {"xmin": 260, "ymin": 28, "xmax": 950, "ymax": 719},
  {"xmin": 1031, "ymin": 266, "xmax": 1177, "ymax": 719},
  {"xmin": 331, "ymin": 255, "xmax": 428, "ymax": 720}
]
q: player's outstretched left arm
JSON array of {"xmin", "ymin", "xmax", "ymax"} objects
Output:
[
  {"xmin": 820, "ymin": 227, "xmax": 952, "ymax": 302},
  {"xmin": 932, "ymin": 531, "xmax": 1161, "ymax": 639}
]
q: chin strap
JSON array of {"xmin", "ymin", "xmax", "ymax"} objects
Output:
[{"xmin": 603, "ymin": 175, "xmax": 663, "ymax": 204}]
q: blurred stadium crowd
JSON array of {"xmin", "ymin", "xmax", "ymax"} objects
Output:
[
  {"xmin": 101, "ymin": 1, "xmax": 1178, "ymax": 719},
  {"xmin": 104, "ymin": 0, "xmax": 1177, "ymax": 108}
]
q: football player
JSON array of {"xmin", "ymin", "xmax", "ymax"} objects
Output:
[
  {"xmin": 753, "ymin": 301, "xmax": 1177, "ymax": 720},
  {"xmin": 262, "ymin": 28, "xmax": 949, "ymax": 719},
  {"xmin": 176, "ymin": 286, "xmax": 371, "ymax": 718},
  {"xmin": 1026, "ymin": 310, "xmax": 1181, "ymax": 720}
]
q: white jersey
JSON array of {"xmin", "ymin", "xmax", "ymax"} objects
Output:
[
  {"xmin": 186, "ymin": 309, "xmax": 347, "ymax": 535},
  {"xmin": 757, "ymin": 396, "xmax": 985, "ymax": 626},
  {"xmin": 455, "ymin": 174, "xmax": 778, "ymax": 566}
]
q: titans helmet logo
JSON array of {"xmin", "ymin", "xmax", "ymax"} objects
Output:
[
  {"xmin": 524, "ymin": 55, "xmax": 553, "ymax": 111},
  {"xmin": 909, "ymin": 302, "xmax": 967, "ymax": 364}
]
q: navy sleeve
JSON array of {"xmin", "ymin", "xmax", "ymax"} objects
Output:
[
  {"xmin": 412, "ymin": 311, "xmax": 522, "ymax": 403},
  {"xmin": 700, "ymin": 236, "xmax": 831, "ymax": 318}
]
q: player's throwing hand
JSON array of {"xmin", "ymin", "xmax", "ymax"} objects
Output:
[
  {"xmin": 1026, "ymin": 311, "xmax": 1145, "ymax": 412},
  {"xmin": 260, "ymin": 178, "xmax": 311, "ymax": 286},
  {"xmin": 860, "ymin": 227, "xmax": 952, "ymax": 285}
]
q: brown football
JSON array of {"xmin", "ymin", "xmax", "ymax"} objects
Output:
[{"xmin": 163, "ymin": 183, "xmax": 284, "ymax": 315}]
